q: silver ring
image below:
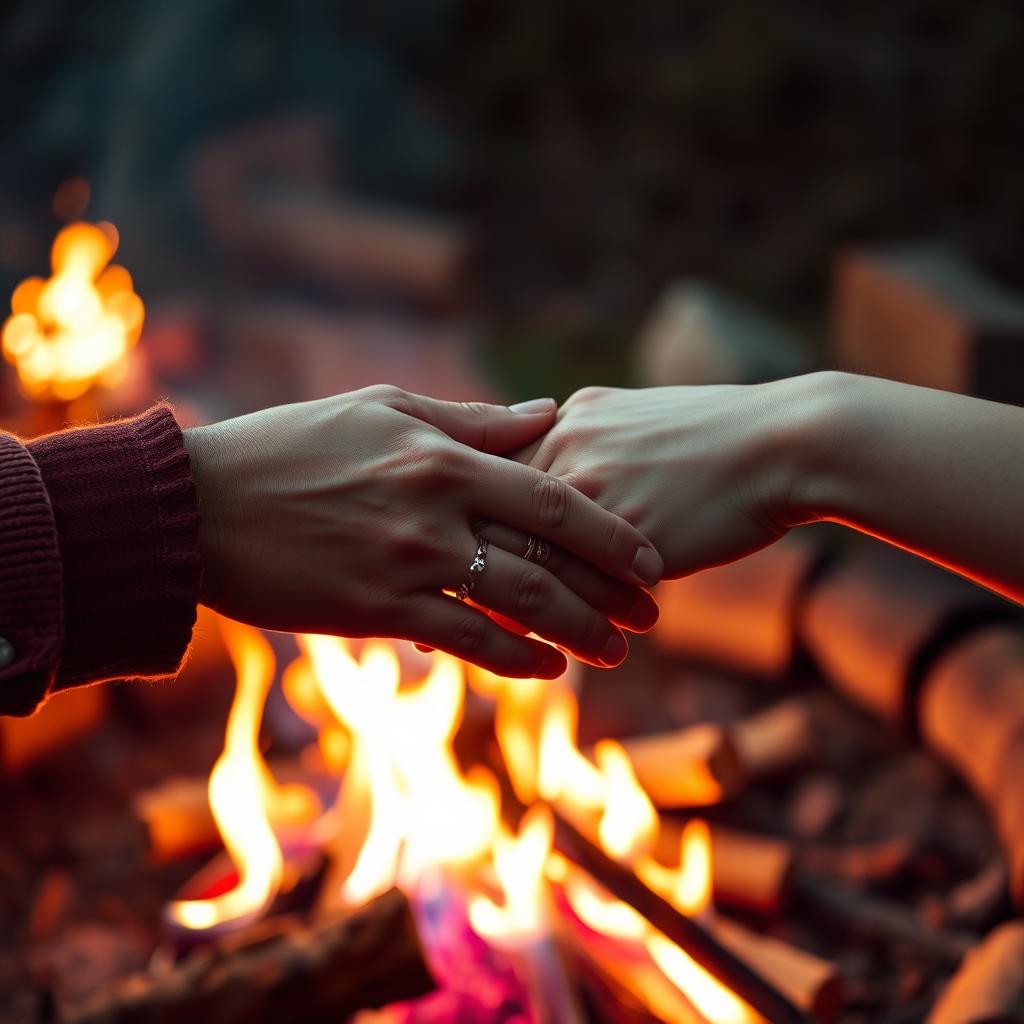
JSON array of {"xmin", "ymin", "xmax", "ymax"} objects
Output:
[
  {"xmin": 524, "ymin": 535, "xmax": 551, "ymax": 567},
  {"xmin": 456, "ymin": 537, "xmax": 489, "ymax": 601}
]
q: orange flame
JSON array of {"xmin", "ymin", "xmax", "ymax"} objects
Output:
[
  {"xmin": 298, "ymin": 636, "xmax": 500, "ymax": 905},
  {"xmin": 177, "ymin": 627, "xmax": 760, "ymax": 1021},
  {"xmin": 167, "ymin": 620, "xmax": 284, "ymax": 932},
  {"xmin": 3, "ymin": 221, "xmax": 144, "ymax": 400},
  {"xmin": 595, "ymin": 739, "xmax": 659, "ymax": 863},
  {"xmin": 537, "ymin": 684, "xmax": 605, "ymax": 810}
]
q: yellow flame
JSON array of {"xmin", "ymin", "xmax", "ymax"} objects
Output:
[
  {"xmin": 3, "ymin": 220, "xmax": 144, "ymax": 401},
  {"xmin": 390, "ymin": 651, "xmax": 500, "ymax": 875},
  {"xmin": 562, "ymin": 865, "xmax": 647, "ymax": 941},
  {"xmin": 177, "ymin": 625, "xmax": 758, "ymax": 1021},
  {"xmin": 493, "ymin": 675, "xmax": 547, "ymax": 805},
  {"xmin": 647, "ymin": 933, "xmax": 755, "ymax": 1024},
  {"xmin": 672, "ymin": 820, "xmax": 713, "ymax": 917},
  {"xmin": 301, "ymin": 635, "xmax": 405, "ymax": 907},
  {"xmin": 298, "ymin": 636, "xmax": 500, "ymax": 905},
  {"xmin": 537, "ymin": 685, "xmax": 605, "ymax": 809},
  {"xmin": 167, "ymin": 620, "xmax": 283, "ymax": 931},
  {"xmin": 468, "ymin": 805, "xmax": 554, "ymax": 946},
  {"xmin": 595, "ymin": 740, "xmax": 659, "ymax": 863}
]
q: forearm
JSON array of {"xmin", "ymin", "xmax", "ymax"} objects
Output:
[{"xmin": 789, "ymin": 371, "xmax": 1024, "ymax": 603}]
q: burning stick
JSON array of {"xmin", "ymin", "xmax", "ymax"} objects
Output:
[
  {"xmin": 61, "ymin": 889, "xmax": 433, "ymax": 1024},
  {"xmin": 619, "ymin": 697, "xmax": 820, "ymax": 809},
  {"xmin": 548, "ymin": 810, "xmax": 816, "ymax": 1024},
  {"xmin": 926, "ymin": 920, "xmax": 1024, "ymax": 1023}
]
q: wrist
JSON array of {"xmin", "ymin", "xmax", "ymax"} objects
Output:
[
  {"xmin": 182, "ymin": 424, "xmax": 221, "ymax": 607},
  {"xmin": 768, "ymin": 370, "xmax": 865, "ymax": 528}
]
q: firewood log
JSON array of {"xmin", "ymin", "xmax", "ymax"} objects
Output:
[
  {"xmin": 60, "ymin": 888, "xmax": 433, "ymax": 1024},
  {"xmin": 651, "ymin": 532, "xmax": 828, "ymax": 677},
  {"xmin": 831, "ymin": 243, "xmax": 1024, "ymax": 405},
  {"xmin": 927, "ymin": 920, "xmax": 1024, "ymax": 1023},
  {"xmin": 654, "ymin": 821, "xmax": 796, "ymax": 917},
  {"xmin": 798, "ymin": 542, "xmax": 1011, "ymax": 728},
  {"xmin": 921, "ymin": 627, "xmax": 1024, "ymax": 905},
  {"xmin": 713, "ymin": 918, "xmax": 841, "ymax": 1024},
  {"xmin": 618, "ymin": 696, "xmax": 820, "ymax": 809}
]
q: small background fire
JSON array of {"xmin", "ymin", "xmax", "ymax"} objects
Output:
[{"xmin": 4, "ymin": 4, "xmax": 1024, "ymax": 1023}]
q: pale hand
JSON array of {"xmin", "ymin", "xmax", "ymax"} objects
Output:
[
  {"xmin": 518, "ymin": 383, "xmax": 800, "ymax": 578},
  {"xmin": 184, "ymin": 386, "xmax": 663, "ymax": 678}
]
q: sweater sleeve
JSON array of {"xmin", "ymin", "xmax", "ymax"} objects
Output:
[
  {"xmin": 0, "ymin": 405, "xmax": 202, "ymax": 716},
  {"xmin": 0, "ymin": 430, "xmax": 63, "ymax": 715}
]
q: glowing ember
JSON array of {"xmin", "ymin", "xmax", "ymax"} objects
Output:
[{"xmin": 2, "ymin": 220, "xmax": 144, "ymax": 401}]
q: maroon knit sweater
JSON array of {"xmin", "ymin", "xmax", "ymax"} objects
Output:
[{"xmin": 0, "ymin": 405, "xmax": 201, "ymax": 716}]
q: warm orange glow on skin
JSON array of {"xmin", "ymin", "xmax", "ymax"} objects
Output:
[{"xmin": 3, "ymin": 221, "xmax": 144, "ymax": 400}]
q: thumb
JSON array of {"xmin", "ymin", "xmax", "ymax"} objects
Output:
[{"xmin": 410, "ymin": 396, "xmax": 557, "ymax": 454}]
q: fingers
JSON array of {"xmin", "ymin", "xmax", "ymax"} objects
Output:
[
  {"xmin": 474, "ymin": 521, "xmax": 659, "ymax": 633},
  {"xmin": 404, "ymin": 393, "xmax": 558, "ymax": 455},
  {"xmin": 467, "ymin": 457, "xmax": 664, "ymax": 587},
  {"xmin": 468, "ymin": 543, "xmax": 630, "ymax": 667},
  {"xmin": 404, "ymin": 594, "xmax": 567, "ymax": 679}
]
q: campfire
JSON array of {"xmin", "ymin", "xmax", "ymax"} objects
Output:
[
  {"xmin": 27, "ymin": 526, "xmax": 1016, "ymax": 1024},
  {"xmin": 128, "ymin": 619, "xmax": 810, "ymax": 1024}
]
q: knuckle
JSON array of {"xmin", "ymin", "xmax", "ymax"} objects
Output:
[
  {"xmin": 512, "ymin": 566, "xmax": 551, "ymax": 615},
  {"xmin": 388, "ymin": 520, "xmax": 445, "ymax": 562},
  {"xmin": 365, "ymin": 383, "xmax": 409, "ymax": 409},
  {"xmin": 531, "ymin": 474, "xmax": 570, "ymax": 530},
  {"xmin": 460, "ymin": 400, "xmax": 494, "ymax": 417},
  {"xmin": 570, "ymin": 385, "xmax": 611, "ymax": 405},
  {"xmin": 451, "ymin": 613, "xmax": 489, "ymax": 655},
  {"xmin": 407, "ymin": 433, "xmax": 469, "ymax": 485}
]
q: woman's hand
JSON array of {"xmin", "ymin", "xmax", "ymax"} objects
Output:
[
  {"xmin": 517, "ymin": 382, "xmax": 807, "ymax": 578},
  {"xmin": 183, "ymin": 385, "xmax": 663, "ymax": 678}
]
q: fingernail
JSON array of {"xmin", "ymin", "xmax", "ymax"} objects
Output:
[
  {"xmin": 539, "ymin": 648, "xmax": 567, "ymax": 678},
  {"xmin": 627, "ymin": 592, "xmax": 659, "ymax": 632},
  {"xmin": 599, "ymin": 632, "xmax": 628, "ymax": 667},
  {"xmin": 632, "ymin": 545, "xmax": 663, "ymax": 586},
  {"xmin": 509, "ymin": 397, "xmax": 556, "ymax": 414}
]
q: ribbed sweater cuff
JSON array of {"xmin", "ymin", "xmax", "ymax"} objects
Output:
[
  {"xmin": 0, "ymin": 432, "xmax": 63, "ymax": 715},
  {"xmin": 28, "ymin": 405, "xmax": 202, "ymax": 690}
]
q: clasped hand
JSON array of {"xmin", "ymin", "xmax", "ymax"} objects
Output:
[{"xmin": 185, "ymin": 386, "xmax": 663, "ymax": 679}]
